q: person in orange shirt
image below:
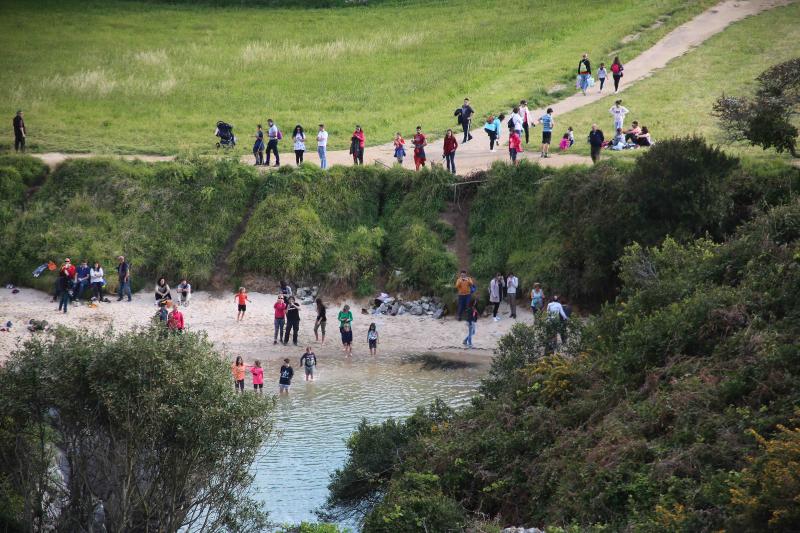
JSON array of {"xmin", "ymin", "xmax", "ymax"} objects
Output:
[
  {"xmin": 231, "ymin": 356, "xmax": 246, "ymax": 393},
  {"xmin": 235, "ymin": 287, "xmax": 250, "ymax": 322},
  {"xmin": 454, "ymin": 270, "xmax": 475, "ymax": 321}
]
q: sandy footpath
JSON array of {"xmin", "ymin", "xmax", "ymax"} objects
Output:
[{"xmin": 0, "ymin": 288, "xmax": 524, "ymax": 364}]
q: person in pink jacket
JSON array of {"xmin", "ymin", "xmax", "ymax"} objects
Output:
[
  {"xmin": 350, "ymin": 125, "xmax": 365, "ymax": 165},
  {"xmin": 508, "ymin": 125, "xmax": 522, "ymax": 165}
]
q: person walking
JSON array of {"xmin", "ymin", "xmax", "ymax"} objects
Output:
[
  {"xmin": 460, "ymin": 98, "xmax": 474, "ymax": 143},
  {"xmin": 393, "ymin": 132, "xmax": 406, "ymax": 165},
  {"xmin": 588, "ymin": 124, "xmax": 605, "ymax": 164},
  {"xmin": 283, "ymin": 296, "xmax": 301, "ymax": 346},
  {"xmin": 266, "ymin": 118, "xmax": 280, "ymax": 167},
  {"xmin": 13, "ymin": 110, "xmax": 26, "ymax": 153},
  {"xmin": 443, "ymin": 129, "xmax": 458, "ymax": 174},
  {"xmin": 412, "ymin": 126, "xmax": 427, "ymax": 171},
  {"xmin": 454, "ymin": 270, "xmax": 475, "ymax": 321},
  {"xmin": 116, "ymin": 255, "xmax": 132, "ymax": 302},
  {"xmin": 253, "ymin": 124, "xmax": 265, "ymax": 166},
  {"xmin": 538, "ymin": 108, "xmax": 554, "ymax": 158},
  {"xmin": 317, "ymin": 124, "xmax": 328, "ymax": 169},
  {"xmin": 520, "ymin": 100, "xmax": 532, "ymax": 144},
  {"xmin": 484, "ymin": 115, "xmax": 498, "ymax": 152},
  {"xmin": 530, "ymin": 282, "xmax": 545, "ymax": 315},
  {"xmin": 350, "ymin": 125, "xmax": 365, "ymax": 165},
  {"xmin": 609, "ymin": 100, "xmax": 629, "ymax": 132},
  {"xmin": 278, "ymin": 358, "xmax": 294, "ymax": 395},
  {"xmin": 510, "ymin": 106, "xmax": 524, "ymax": 140},
  {"xmin": 463, "ymin": 298, "xmax": 478, "ymax": 348},
  {"xmin": 577, "ymin": 53, "xmax": 592, "ymax": 95},
  {"xmin": 508, "ymin": 125, "xmax": 522, "ymax": 165},
  {"xmin": 489, "ymin": 273, "xmax": 503, "ymax": 321},
  {"xmin": 610, "ymin": 56, "xmax": 624, "ymax": 93},
  {"xmin": 90, "ymin": 262, "xmax": 104, "ymax": 302},
  {"xmin": 300, "ymin": 347, "xmax": 317, "ymax": 381},
  {"xmin": 367, "ymin": 323, "xmax": 379, "ymax": 355},
  {"xmin": 273, "ymin": 295, "xmax": 287, "ymax": 344},
  {"xmin": 292, "ymin": 124, "xmax": 305, "ymax": 165},
  {"xmin": 597, "ymin": 63, "xmax": 607, "ymax": 93},
  {"xmin": 314, "ymin": 298, "xmax": 326, "ymax": 343},
  {"xmin": 506, "ymin": 271, "xmax": 519, "ymax": 319}
]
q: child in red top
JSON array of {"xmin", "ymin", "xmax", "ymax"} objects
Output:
[
  {"xmin": 250, "ymin": 360, "xmax": 264, "ymax": 393},
  {"xmin": 412, "ymin": 126, "xmax": 427, "ymax": 171},
  {"xmin": 231, "ymin": 356, "xmax": 246, "ymax": 393},
  {"xmin": 508, "ymin": 126, "xmax": 522, "ymax": 165},
  {"xmin": 393, "ymin": 132, "xmax": 406, "ymax": 165},
  {"xmin": 235, "ymin": 287, "xmax": 250, "ymax": 321},
  {"xmin": 167, "ymin": 306, "xmax": 184, "ymax": 332},
  {"xmin": 351, "ymin": 126, "xmax": 365, "ymax": 165},
  {"xmin": 443, "ymin": 129, "xmax": 458, "ymax": 175}
]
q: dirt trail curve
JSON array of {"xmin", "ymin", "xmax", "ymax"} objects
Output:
[{"xmin": 33, "ymin": 0, "xmax": 788, "ymax": 174}]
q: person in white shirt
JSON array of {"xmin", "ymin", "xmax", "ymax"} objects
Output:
[
  {"xmin": 506, "ymin": 272, "xmax": 519, "ymax": 319},
  {"xmin": 292, "ymin": 125, "xmax": 306, "ymax": 165},
  {"xmin": 89, "ymin": 262, "xmax": 104, "ymax": 301},
  {"xmin": 266, "ymin": 118, "xmax": 280, "ymax": 167},
  {"xmin": 317, "ymin": 124, "xmax": 328, "ymax": 169},
  {"xmin": 488, "ymin": 273, "xmax": 504, "ymax": 321},
  {"xmin": 178, "ymin": 279, "xmax": 192, "ymax": 305},
  {"xmin": 547, "ymin": 295, "xmax": 568, "ymax": 320},
  {"xmin": 609, "ymin": 100, "xmax": 630, "ymax": 131},
  {"xmin": 510, "ymin": 106, "xmax": 524, "ymax": 139},
  {"xmin": 519, "ymin": 100, "xmax": 533, "ymax": 144}
]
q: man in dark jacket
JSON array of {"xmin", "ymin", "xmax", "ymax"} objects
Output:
[
  {"xmin": 13, "ymin": 110, "xmax": 26, "ymax": 152},
  {"xmin": 460, "ymin": 98, "xmax": 474, "ymax": 143},
  {"xmin": 283, "ymin": 296, "xmax": 301, "ymax": 346},
  {"xmin": 588, "ymin": 123, "xmax": 605, "ymax": 164}
]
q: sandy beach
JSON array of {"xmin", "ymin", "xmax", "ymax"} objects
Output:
[{"xmin": 0, "ymin": 287, "xmax": 523, "ymax": 365}]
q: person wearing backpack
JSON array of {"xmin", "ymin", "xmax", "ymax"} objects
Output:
[
  {"xmin": 266, "ymin": 118, "xmax": 280, "ymax": 167},
  {"xmin": 611, "ymin": 56, "xmax": 624, "ymax": 93},
  {"xmin": 577, "ymin": 53, "xmax": 592, "ymax": 96}
]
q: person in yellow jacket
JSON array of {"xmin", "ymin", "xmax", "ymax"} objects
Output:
[{"xmin": 454, "ymin": 270, "xmax": 475, "ymax": 321}]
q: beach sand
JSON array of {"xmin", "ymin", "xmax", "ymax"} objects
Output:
[{"xmin": 0, "ymin": 287, "xmax": 523, "ymax": 365}]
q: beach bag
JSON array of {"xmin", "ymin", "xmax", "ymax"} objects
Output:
[
  {"xmin": 576, "ymin": 75, "xmax": 581, "ymax": 89},
  {"xmin": 587, "ymin": 76, "xmax": 595, "ymax": 87}
]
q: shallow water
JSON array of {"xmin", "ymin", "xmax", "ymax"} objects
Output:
[{"xmin": 249, "ymin": 353, "xmax": 487, "ymax": 529}]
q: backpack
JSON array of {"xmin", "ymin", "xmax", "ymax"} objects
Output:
[
  {"xmin": 507, "ymin": 117, "xmax": 514, "ymax": 128},
  {"xmin": 276, "ymin": 129, "xmax": 283, "ymax": 140}
]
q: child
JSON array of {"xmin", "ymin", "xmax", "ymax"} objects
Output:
[
  {"xmin": 278, "ymin": 358, "xmax": 293, "ymax": 394},
  {"xmin": 597, "ymin": 63, "xmax": 607, "ymax": 93},
  {"xmin": 508, "ymin": 125, "xmax": 522, "ymax": 165},
  {"xmin": 367, "ymin": 323, "xmax": 379, "ymax": 355},
  {"xmin": 167, "ymin": 305, "xmax": 184, "ymax": 332},
  {"xmin": 559, "ymin": 133, "xmax": 570, "ymax": 151},
  {"xmin": 235, "ymin": 287, "xmax": 249, "ymax": 321},
  {"xmin": 253, "ymin": 124, "xmax": 265, "ymax": 166},
  {"xmin": 232, "ymin": 356, "xmax": 246, "ymax": 393},
  {"xmin": 157, "ymin": 300, "xmax": 169, "ymax": 323},
  {"xmin": 611, "ymin": 127, "xmax": 626, "ymax": 150},
  {"xmin": 300, "ymin": 347, "xmax": 317, "ymax": 381},
  {"xmin": 250, "ymin": 360, "xmax": 264, "ymax": 393},
  {"xmin": 609, "ymin": 100, "xmax": 630, "ymax": 132},
  {"xmin": 567, "ymin": 126, "xmax": 575, "ymax": 147},
  {"xmin": 341, "ymin": 323, "xmax": 353, "ymax": 355},
  {"xmin": 393, "ymin": 132, "xmax": 406, "ymax": 165},
  {"xmin": 530, "ymin": 283, "xmax": 545, "ymax": 315}
]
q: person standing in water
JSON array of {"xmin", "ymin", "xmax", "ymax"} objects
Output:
[
  {"xmin": 232, "ymin": 356, "xmax": 246, "ymax": 393},
  {"xmin": 253, "ymin": 124, "xmax": 265, "ymax": 166},
  {"xmin": 341, "ymin": 323, "xmax": 353, "ymax": 355},
  {"xmin": 367, "ymin": 322, "xmax": 379, "ymax": 355},
  {"xmin": 317, "ymin": 124, "xmax": 328, "ymax": 169},
  {"xmin": 337, "ymin": 304, "xmax": 353, "ymax": 338},
  {"xmin": 314, "ymin": 298, "xmax": 327, "ymax": 344},
  {"xmin": 278, "ymin": 358, "xmax": 293, "ymax": 394},
  {"xmin": 300, "ymin": 347, "xmax": 317, "ymax": 381},
  {"xmin": 250, "ymin": 360, "xmax": 264, "ymax": 393}
]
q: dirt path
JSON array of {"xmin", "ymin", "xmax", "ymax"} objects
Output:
[
  {"xmin": 208, "ymin": 189, "xmax": 261, "ymax": 291},
  {"xmin": 31, "ymin": 0, "xmax": 787, "ymax": 174}
]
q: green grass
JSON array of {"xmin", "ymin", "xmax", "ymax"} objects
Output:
[
  {"xmin": 0, "ymin": 0, "xmax": 714, "ymax": 154},
  {"xmin": 554, "ymin": 2, "xmax": 800, "ymax": 163}
]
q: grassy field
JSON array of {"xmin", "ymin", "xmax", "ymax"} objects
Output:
[
  {"xmin": 0, "ymin": 0, "xmax": 715, "ymax": 154},
  {"xmin": 552, "ymin": 2, "xmax": 800, "ymax": 163}
]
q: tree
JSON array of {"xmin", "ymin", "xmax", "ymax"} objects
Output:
[
  {"xmin": 0, "ymin": 326, "xmax": 275, "ymax": 532},
  {"xmin": 713, "ymin": 58, "xmax": 800, "ymax": 157}
]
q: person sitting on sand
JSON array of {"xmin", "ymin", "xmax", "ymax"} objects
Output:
[
  {"xmin": 167, "ymin": 304, "xmax": 184, "ymax": 333},
  {"xmin": 250, "ymin": 360, "xmax": 264, "ymax": 393},
  {"xmin": 177, "ymin": 279, "xmax": 191, "ymax": 305},
  {"xmin": 155, "ymin": 277, "xmax": 171, "ymax": 303}
]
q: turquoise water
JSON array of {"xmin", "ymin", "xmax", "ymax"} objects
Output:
[{"xmin": 249, "ymin": 354, "xmax": 487, "ymax": 529}]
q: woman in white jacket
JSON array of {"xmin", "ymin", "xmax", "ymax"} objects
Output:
[
  {"xmin": 90, "ymin": 262, "xmax": 104, "ymax": 301},
  {"xmin": 488, "ymin": 273, "xmax": 504, "ymax": 321}
]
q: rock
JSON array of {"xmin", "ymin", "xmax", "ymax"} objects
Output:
[
  {"xmin": 422, "ymin": 303, "xmax": 431, "ymax": 312},
  {"xmin": 301, "ymin": 297, "xmax": 314, "ymax": 305},
  {"xmin": 410, "ymin": 305, "xmax": 423, "ymax": 316},
  {"xmin": 432, "ymin": 308, "xmax": 444, "ymax": 319},
  {"xmin": 361, "ymin": 308, "xmax": 369, "ymax": 314},
  {"xmin": 397, "ymin": 306, "xmax": 406, "ymax": 315},
  {"xmin": 390, "ymin": 305, "xmax": 399, "ymax": 316},
  {"xmin": 378, "ymin": 303, "xmax": 388, "ymax": 314},
  {"xmin": 421, "ymin": 296, "xmax": 431, "ymax": 303}
]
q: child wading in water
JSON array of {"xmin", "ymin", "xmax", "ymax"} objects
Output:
[
  {"xmin": 341, "ymin": 324, "xmax": 353, "ymax": 355},
  {"xmin": 393, "ymin": 132, "xmax": 406, "ymax": 165},
  {"xmin": 367, "ymin": 323, "xmax": 379, "ymax": 355},
  {"xmin": 278, "ymin": 358, "xmax": 293, "ymax": 394},
  {"xmin": 232, "ymin": 356, "xmax": 246, "ymax": 393},
  {"xmin": 235, "ymin": 287, "xmax": 250, "ymax": 321},
  {"xmin": 300, "ymin": 347, "xmax": 317, "ymax": 381},
  {"xmin": 250, "ymin": 360, "xmax": 264, "ymax": 393}
]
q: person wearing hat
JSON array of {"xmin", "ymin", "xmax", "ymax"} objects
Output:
[{"xmin": 13, "ymin": 110, "xmax": 26, "ymax": 152}]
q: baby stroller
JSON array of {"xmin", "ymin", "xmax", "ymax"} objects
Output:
[{"xmin": 215, "ymin": 121, "xmax": 236, "ymax": 149}]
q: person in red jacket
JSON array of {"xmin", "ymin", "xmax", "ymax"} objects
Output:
[
  {"xmin": 350, "ymin": 125, "xmax": 365, "ymax": 165},
  {"xmin": 412, "ymin": 126, "xmax": 427, "ymax": 171},
  {"xmin": 508, "ymin": 125, "xmax": 522, "ymax": 165},
  {"xmin": 443, "ymin": 129, "xmax": 458, "ymax": 174},
  {"xmin": 167, "ymin": 305, "xmax": 184, "ymax": 332}
]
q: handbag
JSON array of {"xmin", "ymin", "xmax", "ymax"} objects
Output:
[{"xmin": 575, "ymin": 74, "xmax": 581, "ymax": 89}]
